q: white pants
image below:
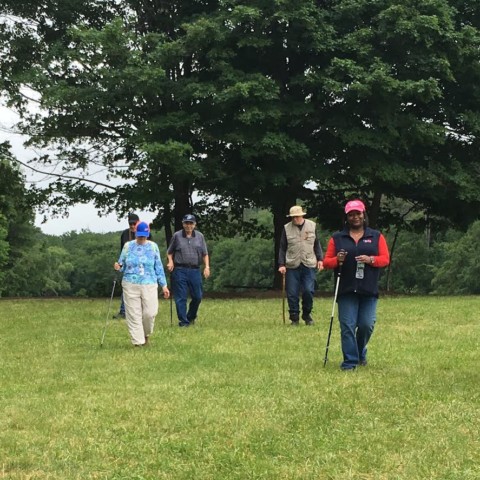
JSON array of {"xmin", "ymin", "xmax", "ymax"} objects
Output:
[{"xmin": 122, "ymin": 281, "xmax": 159, "ymax": 345}]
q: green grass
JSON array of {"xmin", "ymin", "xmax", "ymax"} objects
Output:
[{"xmin": 0, "ymin": 296, "xmax": 479, "ymax": 479}]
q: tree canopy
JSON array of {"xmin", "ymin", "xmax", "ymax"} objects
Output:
[
  {"xmin": 1, "ymin": 0, "xmax": 480, "ymax": 283},
  {"xmin": 0, "ymin": 143, "xmax": 40, "ymax": 295}
]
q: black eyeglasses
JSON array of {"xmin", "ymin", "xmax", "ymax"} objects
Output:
[{"xmin": 129, "ymin": 222, "xmax": 137, "ymax": 226}]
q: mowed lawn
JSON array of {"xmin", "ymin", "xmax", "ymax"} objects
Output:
[{"xmin": 0, "ymin": 295, "xmax": 479, "ymax": 480}]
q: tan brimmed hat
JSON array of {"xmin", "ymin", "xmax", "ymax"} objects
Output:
[{"xmin": 287, "ymin": 205, "xmax": 307, "ymax": 217}]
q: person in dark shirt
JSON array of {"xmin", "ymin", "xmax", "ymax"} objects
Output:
[{"xmin": 166, "ymin": 214, "xmax": 210, "ymax": 327}]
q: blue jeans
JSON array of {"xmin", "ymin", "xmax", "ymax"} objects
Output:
[
  {"xmin": 286, "ymin": 265, "xmax": 316, "ymax": 318},
  {"xmin": 337, "ymin": 293, "xmax": 378, "ymax": 369},
  {"xmin": 172, "ymin": 268, "xmax": 203, "ymax": 326}
]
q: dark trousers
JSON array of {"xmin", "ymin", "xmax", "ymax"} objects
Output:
[
  {"xmin": 172, "ymin": 267, "xmax": 203, "ymax": 326},
  {"xmin": 286, "ymin": 264, "xmax": 316, "ymax": 318},
  {"xmin": 119, "ymin": 292, "xmax": 125, "ymax": 315}
]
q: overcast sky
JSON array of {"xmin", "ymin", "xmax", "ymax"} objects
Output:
[
  {"xmin": 36, "ymin": 204, "xmax": 158, "ymax": 236},
  {"xmin": 0, "ymin": 105, "xmax": 156, "ymax": 236}
]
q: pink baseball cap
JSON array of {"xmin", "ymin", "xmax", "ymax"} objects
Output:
[{"xmin": 345, "ymin": 199, "xmax": 366, "ymax": 214}]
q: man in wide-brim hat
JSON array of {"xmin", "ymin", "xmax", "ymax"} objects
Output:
[{"xmin": 278, "ymin": 205, "xmax": 324, "ymax": 326}]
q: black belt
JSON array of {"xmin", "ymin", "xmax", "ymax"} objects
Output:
[{"xmin": 175, "ymin": 264, "xmax": 199, "ymax": 269}]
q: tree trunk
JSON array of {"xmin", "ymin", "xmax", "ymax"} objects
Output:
[
  {"xmin": 368, "ymin": 191, "xmax": 382, "ymax": 229},
  {"xmin": 163, "ymin": 200, "xmax": 173, "ymax": 248},
  {"xmin": 173, "ymin": 179, "xmax": 192, "ymax": 232},
  {"xmin": 385, "ymin": 227, "xmax": 399, "ymax": 292}
]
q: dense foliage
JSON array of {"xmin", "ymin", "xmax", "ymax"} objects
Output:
[
  {"xmin": 1, "ymin": 214, "xmax": 480, "ymax": 297},
  {"xmin": 1, "ymin": 1, "xmax": 480, "ymax": 295},
  {"xmin": 1, "ymin": 0, "xmax": 480, "ymax": 279},
  {"xmin": 0, "ymin": 145, "xmax": 39, "ymax": 296}
]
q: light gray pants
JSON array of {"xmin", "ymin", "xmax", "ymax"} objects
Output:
[{"xmin": 122, "ymin": 281, "xmax": 159, "ymax": 345}]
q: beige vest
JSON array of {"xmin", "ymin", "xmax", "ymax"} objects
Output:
[{"xmin": 284, "ymin": 219, "xmax": 317, "ymax": 269}]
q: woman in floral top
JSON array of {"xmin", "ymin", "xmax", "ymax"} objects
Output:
[{"xmin": 114, "ymin": 222, "xmax": 170, "ymax": 346}]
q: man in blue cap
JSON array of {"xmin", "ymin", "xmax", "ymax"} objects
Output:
[{"xmin": 167, "ymin": 214, "xmax": 210, "ymax": 327}]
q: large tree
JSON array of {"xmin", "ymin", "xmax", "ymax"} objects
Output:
[
  {"xmin": 2, "ymin": 0, "xmax": 480, "ymax": 288},
  {"xmin": 306, "ymin": 0, "xmax": 480, "ymax": 230},
  {"xmin": 0, "ymin": 143, "xmax": 39, "ymax": 295},
  {"xmin": 189, "ymin": 0, "xmax": 480, "ymax": 285},
  {"xmin": 0, "ymin": 0, "xmax": 222, "ymax": 245},
  {"xmin": 193, "ymin": 0, "xmax": 334, "ymax": 286}
]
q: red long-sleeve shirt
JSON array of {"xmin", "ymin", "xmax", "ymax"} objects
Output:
[{"xmin": 323, "ymin": 233, "xmax": 390, "ymax": 269}]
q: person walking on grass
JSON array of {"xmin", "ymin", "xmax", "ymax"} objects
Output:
[
  {"xmin": 114, "ymin": 221, "xmax": 169, "ymax": 346},
  {"xmin": 113, "ymin": 213, "xmax": 146, "ymax": 319},
  {"xmin": 322, "ymin": 199, "xmax": 390, "ymax": 370},
  {"xmin": 278, "ymin": 205, "xmax": 324, "ymax": 326},
  {"xmin": 167, "ymin": 214, "xmax": 210, "ymax": 327}
]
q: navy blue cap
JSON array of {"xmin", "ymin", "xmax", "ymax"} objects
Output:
[{"xmin": 182, "ymin": 214, "xmax": 196, "ymax": 223}]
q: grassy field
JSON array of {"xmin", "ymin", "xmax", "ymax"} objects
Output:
[{"xmin": 0, "ymin": 295, "xmax": 479, "ymax": 480}]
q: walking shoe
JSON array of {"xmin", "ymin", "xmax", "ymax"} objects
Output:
[
  {"xmin": 302, "ymin": 313, "xmax": 314, "ymax": 326},
  {"xmin": 359, "ymin": 359, "xmax": 368, "ymax": 366},
  {"xmin": 113, "ymin": 312, "xmax": 125, "ymax": 319},
  {"xmin": 289, "ymin": 313, "xmax": 299, "ymax": 326}
]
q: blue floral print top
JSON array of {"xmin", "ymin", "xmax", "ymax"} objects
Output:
[{"xmin": 118, "ymin": 240, "xmax": 167, "ymax": 287}]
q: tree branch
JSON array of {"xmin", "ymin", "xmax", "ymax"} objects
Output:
[{"xmin": 13, "ymin": 157, "xmax": 117, "ymax": 191}]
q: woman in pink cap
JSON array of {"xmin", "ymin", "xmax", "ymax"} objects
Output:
[{"xmin": 322, "ymin": 200, "xmax": 390, "ymax": 370}]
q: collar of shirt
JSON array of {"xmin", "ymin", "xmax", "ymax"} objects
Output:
[
  {"xmin": 341, "ymin": 226, "xmax": 374, "ymax": 238},
  {"xmin": 182, "ymin": 230, "xmax": 196, "ymax": 238}
]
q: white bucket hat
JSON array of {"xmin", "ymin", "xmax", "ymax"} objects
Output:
[{"xmin": 287, "ymin": 205, "xmax": 307, "ymax": 217}]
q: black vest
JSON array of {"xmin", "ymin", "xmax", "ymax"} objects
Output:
[{"xmin": 332, "ymin": 227, "xmax": 382, "ymax": 297}]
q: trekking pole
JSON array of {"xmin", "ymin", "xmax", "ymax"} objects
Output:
[
  {"xmin": 100, "ymin": 275, "xmax": 117, "ymax": 347},
  {"xmin": 323, "ymin": 253, "xmax": 345, "ymax": 367},
  {"xmin": 281, "ymin": 272, "xmax": 286, "ymax": 324}
]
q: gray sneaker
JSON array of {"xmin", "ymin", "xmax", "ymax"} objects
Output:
[
  {"xmin": 302, "ymin": 313, "xmax": 314, "ymax": 325},
  {"xmin": 289, "ymin": 313, "xmax": 299, "ymax": 326}
]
